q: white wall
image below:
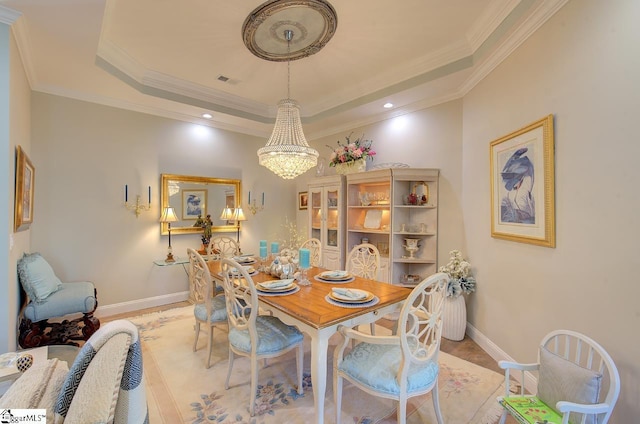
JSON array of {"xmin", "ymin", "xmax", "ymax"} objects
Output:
[
  {"xmin": 462, "ymin": 0, "xmax": 640, "ymax": 420},
  {"xmin": 29, "ymin": 93, "xmax": 297, "ymax": 311}
]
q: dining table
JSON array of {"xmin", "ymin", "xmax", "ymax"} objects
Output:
[{"xmin": 208, "ymin": 260, "xmax": 411, "ymax": 424}]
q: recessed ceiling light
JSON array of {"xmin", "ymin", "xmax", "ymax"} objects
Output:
[
  {"xmin": 383, "ymin": 102, "xmax": 393, "ymax": 109},
  {"xmin": 202, "ymin": 113, "xmax": 212, "ymax": 119}
]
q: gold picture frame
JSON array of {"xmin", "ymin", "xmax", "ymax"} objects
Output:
[
  {"xmin": 298, "ymin": 191, "xmax": 308, "ymax": 210},
  {"xmin": 14, "ymin": 146, "xmax": 35, "ymax": 232},
  {"xmin": 490, "ymin": 115, "xmax": 555, "ymax": 247}
]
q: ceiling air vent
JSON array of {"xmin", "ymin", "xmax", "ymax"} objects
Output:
[{"xmin": 217, "ymin": 75, "xmax": 230, "ymax": 82}]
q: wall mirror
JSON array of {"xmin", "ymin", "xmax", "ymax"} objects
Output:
[{"xmin": 160, "ymin": 174, "xmax": 241, "ymax": 235}]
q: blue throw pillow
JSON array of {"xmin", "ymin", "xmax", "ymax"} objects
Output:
[{"xmin": 18, "ymin": 253, "xmax": 63, "ymax": 302}]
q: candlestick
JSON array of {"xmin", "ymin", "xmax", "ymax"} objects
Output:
[
  {"xmin": 271, "ymin": 242, "xmax": 279, "ymax": 254},
  {"xmin": 148, "ymin": 186, "xmax": 151, "ymax": 203},
  {"xmin": 125, "ymin": 185, "xmax": 128, "ymax": 202},
  {"xmin": 299, "ymin": 248, "xmax": 310, "ymax": 269},
  {"xmin": 259, "ymin": 240, "xmax": 267, "ymax": 247},
  {"xmin": 262, "ymin": 192, "xmax": 265, "ymax": 206},
  {"xmin": 248, "ymin": 191, "xmax": 251, "ymax": 204},
  {"xmin": 124, "ymin": 184, "xmax": 152, "ymax": 218}
]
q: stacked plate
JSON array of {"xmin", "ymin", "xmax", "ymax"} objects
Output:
[
  {"xmin": 234, "ymin": 256, "xmax": 257, "ymax": 265},
  {"xmin": 229, "ymin": 265, "xmax": 257, "ymax": 276},
  {"xmin": 256, "ymin": 279, "xmax": 297, "ymax": 294},
  {"xmin": 316, "ymin": 270, "xmax": 353, "ymax": 283},
  {"xmin": 329, "ymin": 288, "xmax": 374, "ymax": 304}
]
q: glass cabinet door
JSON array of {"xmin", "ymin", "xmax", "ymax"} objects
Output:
[
  {"xmin": 310, "ymin": 190, "xmax": 322, "ymax": 241},
  {"xmin": 325, "ymin": 188, "xmax": 339, "ymax": 247}
]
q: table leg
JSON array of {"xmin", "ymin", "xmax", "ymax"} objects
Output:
[{"xmin": 310, "ymin": 333, "xmax": 330, "ymax": 424}]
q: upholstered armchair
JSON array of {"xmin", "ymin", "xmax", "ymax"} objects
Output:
[{"xmin": 17, "ymin": 252, "xmax": 100, "ymax": 348}]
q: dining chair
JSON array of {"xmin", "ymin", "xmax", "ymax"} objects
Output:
[
  {"xmin": 333, "ymin": 272, "xmax": 448, "ymax": 424},
  {"xmin": 220, "ymin": 258, "xmax": 304, "ymax": 416},
  {"xmin": 346, "ymin": 243, "xmax": 380, "ymax": 280},
  {"xmin": 346, "ymin": 243, "xmax": 381, "ymax": 334},
  {"xmin": 497, "ymin": 329, "xmax": 620, "ymax": 424},
  {"xmin": 300, "ymin": 238, "xmax": 322, "ymax": 267},
  {"xmin": 188, "ymin": 248, "xmax": 228, "ymax": 368},
  {"xmin": 207, "ymin": 236, "xmax": 240, "ymax": 259}
]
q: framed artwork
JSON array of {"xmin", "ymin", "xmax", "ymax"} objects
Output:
[
  {"xmin": 14, "ymin": 146, "xmax": 35, "ymax": 232},
  {"xmin": 182, "ymin": 189, "xmax": 207, "ymax": 220},
  {"xmin": 298, "ymin": 191, "xmax": 308, "ymax": 210},
  {"xmin": 490, "ymin": 114, "xmax": 555, "ymax": 247}
]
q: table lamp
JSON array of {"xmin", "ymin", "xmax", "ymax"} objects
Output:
[
  {"xmin": 233, "ymin": 207, "xmax": 247, "ymax": 253},
  {"xmin": 159, "ymin": 206, "xmax": 179, "ymax": 263}
]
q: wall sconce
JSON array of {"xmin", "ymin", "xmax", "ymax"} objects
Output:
[
  {"xmin": 159, "ymin": 206, "xmax": 178, "ymax": 263},
  {"xmin": 124, "ymin": 185, "xmax": 151, "ymax": 217},
  {"xmin": 247, "ymin": 191, "xmax": 265, "ymax": 215}
]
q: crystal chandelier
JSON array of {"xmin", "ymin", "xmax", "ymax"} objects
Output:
[
  {"xmin": 257, "ymin": 30, "xmax": 318, "ymax": 179},
  {"xmin": 244, "ymin": 0, "xmax": 337, "ymax": 179}
]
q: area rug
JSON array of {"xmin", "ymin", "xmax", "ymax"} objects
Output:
[{"xmin": 128, "ymin": 306, "xmax": 504, "ymax": 424}]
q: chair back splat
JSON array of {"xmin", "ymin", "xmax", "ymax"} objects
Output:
[{"xmin": 346, "ymin": 243, "xmax": 380, "ymax": 280}]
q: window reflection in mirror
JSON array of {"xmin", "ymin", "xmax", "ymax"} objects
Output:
[{"xmin": 160, "ymin": 174, "xmax": 241, "ymax": 235}]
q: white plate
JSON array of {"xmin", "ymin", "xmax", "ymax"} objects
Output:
[
  {"xmin": 319, "ymin": 270, "xmax": 351, "ymax": 280},
  {"xmin": 257, "ymin": 279, "xmax": 295, "ymax": 292},
  {"xmin": 329, "ymin": 288, "xmax": 373, "ymax": 303}
]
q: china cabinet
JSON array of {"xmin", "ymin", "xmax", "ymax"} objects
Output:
[
  {"xmin": 308, "ymin": 175, "xmax": 346, "ymax": 269},
  {"xmin": 346, "ymin": 168, "xmax": 439, "ymax": 286}
]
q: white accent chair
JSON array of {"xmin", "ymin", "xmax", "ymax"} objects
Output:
[
  {"xmin": 188, "ymin": 248, "xmax": 227, "ymax": 368},
  {"xmin": 498, "ymin": 329, "xmax": 620, "ymax": 424},
  {"xmin": 333, "ymin": 272, "xmax": 448, "ymax": 424},
  {"xmin": 300, "ymin": 238, "xmax": 322, "ymax": 267},
  {"xmin": 207, "ymin": 236, "xmax": 240, "ymax": 259},
  {"xmin": 220, "ymin": 258, "xmax": 304, "ymax": 416},
  {"xmin": 345, "ymin": 243, "xmax": 380, "ymax": 280},
  {"xmin": 346, "ymin": 243, "xmax": 381, "ymax": 334}
]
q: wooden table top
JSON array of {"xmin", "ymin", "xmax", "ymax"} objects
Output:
[{"xmin": 208, "ymin": 261, "xmax": 411, "ymax": 330}]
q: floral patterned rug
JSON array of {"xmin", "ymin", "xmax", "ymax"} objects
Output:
[{"xmin": 128, "ymin": 306, "xmax": 504, "ymax": 424}]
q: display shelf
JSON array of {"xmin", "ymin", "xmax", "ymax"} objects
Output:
[{"xmin": 308, "ymin": 175, "xmax": 346, "ymax": 269}]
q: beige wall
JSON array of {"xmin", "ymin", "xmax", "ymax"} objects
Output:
[
  {"xmin": 462, "ymin": 0, "xmax": 640, "ymax": 420},
  {"xmin": 29, "ymin": 93, "xmax": 298, "ymax": 310}
]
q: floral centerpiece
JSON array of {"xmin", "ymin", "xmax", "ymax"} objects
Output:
[
  {"xmin": 327, "ymin": 133, "xmax": 376, "ymax": 174},
  {"xmin": 439, "ymin": 250, "xmax": 476, "ymax": 298}
]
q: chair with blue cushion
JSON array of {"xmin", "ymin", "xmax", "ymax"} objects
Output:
[
  {"xmin": 333, "ymin": 272, "xmax": 448, "ymax": 424},
  {"xmin": 220, "ymin": 258, "xmax": 304, "ymax": 416},
  {"xmin": 188, "ymin": 248, "xmax": 227, "ymax": 369},
  {"xmin": 17, "ymin": 252, "xmax": 100, "ymax": 348}
]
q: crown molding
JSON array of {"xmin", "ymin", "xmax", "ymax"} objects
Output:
[
  {"xmin": 0, "ymin": 5, "xmax": 21, "ymax": 25},
  {"xmin": 466, "ymin": 0, "xmax": 522, "ymax": 52}
]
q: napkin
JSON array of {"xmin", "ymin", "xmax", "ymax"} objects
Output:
[
  {"xmin": 322, "ymin": 270, "xmax": 349, "ymax": 278},
  {"xmin": 234, "ymin": 256, "xmax": 254, "ymax": 263},
  {"xmin": 231, "ymin": 266, "xmax": 254, "ymax": 274},
  {"xmin": 259, "ymin": 279, "xmax": 294, "ymax": 289},
  {"xmin": 331, "ymin": 288, "xmax": 366, "ymax": 300}
]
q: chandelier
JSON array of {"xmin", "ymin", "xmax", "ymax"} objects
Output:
[{"xmin": 244, "ymin": 0, "xmax": 338, "ymax": 179}]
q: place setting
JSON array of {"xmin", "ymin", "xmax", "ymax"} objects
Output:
[
  {"xmin": 255, "ymin": 279, "xmax": 300, "ymax": 296},
  {"xmin": 233, "ymin": 255, "xmax": 257, "ymax": 265},
  {"xmin": 314, "ymin": 270, "xmax": 355, "ymax": 284},
  {"xmin": 220, "ymin": 265, "xmax": 258, "ymax": 278},
  {"xmin": 325, "ymin": 287, "xmax": 379, "ymax": 308}
]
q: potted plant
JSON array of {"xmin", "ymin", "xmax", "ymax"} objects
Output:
[
  {"xmin": 327, "ymin": 133, "xmax": 376, "ymax": 174},
  {"xmin": 439, "ymin": 250, "xmax": 476, "ymax": 341}
]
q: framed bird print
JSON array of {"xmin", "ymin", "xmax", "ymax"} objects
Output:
[{"xmin": 490, "ymin": 115, "xmax": 555, "ymax": 247}]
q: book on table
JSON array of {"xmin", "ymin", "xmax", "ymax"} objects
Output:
[{"xmin": 500, "ymin": 396, "xmax": 563, "ymax": 424}]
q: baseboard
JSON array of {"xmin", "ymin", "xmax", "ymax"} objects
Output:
[
  {"xmin": 466, "ymin": 322, "xmax": 537, "ymax": 394},
  {"xmin": 94, "ymin": 291, "xmax": 190, "ymax": 318}
]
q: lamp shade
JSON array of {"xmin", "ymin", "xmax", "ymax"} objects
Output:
[
  {"xmin": 159, "ymin": 206, "xmax": 178, "ymax": 223},
  {"xmin": 220, "ymin": 207, "xmax": 234, "ymax": 220},
  {"xmin": 234, "ymin": 207, "xmax": 247, "ymax": 222}
]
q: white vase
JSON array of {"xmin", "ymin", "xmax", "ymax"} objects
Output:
[
  {"xmin": 334, "ymin": 159, "xmax": 366, "ymax": 175},
  {"xmin": 442, "ymin": 295, "xmax": 467, "ymax": 341}
]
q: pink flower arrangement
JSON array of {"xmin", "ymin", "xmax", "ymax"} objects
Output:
[{"xmin": 327, "ymin": 133, "xmax": 376, "ymax": 167}]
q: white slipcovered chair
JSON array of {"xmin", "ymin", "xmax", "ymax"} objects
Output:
[
  {"xmin": 188, "ymin": 248, "xmax": 228, "ymax": 368},
  {"xmin": 300, "ymin": 238, "xmax": 322, "ymax": 267},
  {"xmin": 498, "ymin": 329, "xmax": 620, "ymax": 424},
  {"xmin": 333, "ymin": 272, "xmax": 448, "ymax": 424},
  {"xmin": 220, "ymin": 258, "xmax": 304, "ymax": 416}
]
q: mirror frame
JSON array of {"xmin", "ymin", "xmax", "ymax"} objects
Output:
[{"xmin": 160, "ymin": 173, "xmax": 242, "ymax": 235}]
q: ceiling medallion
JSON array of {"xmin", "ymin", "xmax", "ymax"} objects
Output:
[{"xmin": 242, "ymin": 0, "xmax": 338, "ymax": 62}]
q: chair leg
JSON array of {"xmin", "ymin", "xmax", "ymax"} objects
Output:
[
  {"xmin": 432, "ymin": 383, "xmax": 444, "ymax": 424},
  {"xmin": 249, "ymin": 355, "xmax": 258, "ymax": 416},
  {"xmin": 334, "ymin": 373, "xmax": 343, "ymax": 424},
  {"xmin": 206, "ymin": 325, "xmax": 214, "ymax": 369},
  {"xmin": 296, "ymin": 342, "xmax": 303, "ymax": 395},
  {"xmin": 398, "ymin": 399, "xmax": 407, "ymax": 424},
  {"xmin": 225, "ymin": 349, "xmax": 234, "ymax": 390},
  {"xmin": 193, "ymin": 321, "xmax": 200, "ymax": 352},
  {"xmin": 499, "ymin": 409, "xmax": 508, "ymax": 424},
  {"xmin": 370, "ymin": 322, "xmax": 376, "ymax": 335}
]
